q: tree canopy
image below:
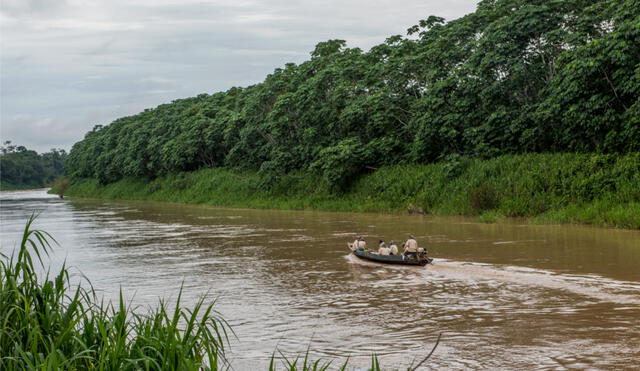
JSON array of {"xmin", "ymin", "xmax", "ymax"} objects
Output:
[
  {"xmin": 66, "ymin": 0, "xmax": 640, "ymax": 190},
  {"xmin": 0, "ymin": 142, "xmax": 67, "ymax": 189}
]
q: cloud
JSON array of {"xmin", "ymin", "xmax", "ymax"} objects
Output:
[
  {"xmin": 31, "ymin": 19, "xmax": 144, "ymax": 31},
  {"xmin": 0, "ymin": 0, "xmax": 478, "ymax": 153},
  {"xmin": 2, "ymin": 114, "xmax": 91, "ymax": 152},
  {"xmin": 0, "ymin": 0, "xmax": 69, "ymax": 18}
]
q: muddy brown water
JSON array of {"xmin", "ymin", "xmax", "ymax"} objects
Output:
[{"xmin": 1, "ymin": 189, "xmax": 639, "ymax": 370}]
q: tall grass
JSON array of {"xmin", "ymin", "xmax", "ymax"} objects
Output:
[
  {"xmin": 0, "ymin": 214, "xmax": 230, "ymax": 370},
  {"xmin": 268, "ymin": 349, "xmax": 350, "ymax": 371},
  {"xmin": 61, "ymin": 153, "xmax": 640, "ymax": 229}
]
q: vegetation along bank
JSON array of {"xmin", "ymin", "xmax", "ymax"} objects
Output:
[
  {"xmin": 58, "ymin": 153, "xmax": 640, "ymax": 229},
  {"xmin": 59, "ymin": 0, "xmax": 640, "ymax": 229}
]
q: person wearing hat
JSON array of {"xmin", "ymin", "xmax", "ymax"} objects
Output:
[
  {"xmin": 377, "ymin": 239, "xmax": 391, "ymax": 255},
  {"xmin": 404, "ymin": 234, "xmax": 419, "ymax": 260},
  {"xmin": 389, "ymin": 240, "xmax": 398, "ymax": 255}
]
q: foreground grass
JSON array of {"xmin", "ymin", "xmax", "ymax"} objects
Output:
[
  {"xmin": 57, "ymin": 153, "xmax": 640, "ymax": 229},
  {"xmin": 0, "ymin": 214, "xmax": 230, "ymax": 370}
]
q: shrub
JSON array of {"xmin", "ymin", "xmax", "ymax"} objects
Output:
[
  {"xmin": 468, "ymin": 184, "xmax": 499, "ymax": 214},
  {"xmin": 49, "ymin": 176, "xmax": 71, "ymax": 198}
]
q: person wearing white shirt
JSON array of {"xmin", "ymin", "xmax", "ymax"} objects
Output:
[
  {"xmin": 377, "ymin": 240, "xmax": 391, "ymax": 255},
  {"xmin": 389, "ymin": 240, "xmax": 398, "ymax": 255}
]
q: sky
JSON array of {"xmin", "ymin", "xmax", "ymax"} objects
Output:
[{"xmin": 1, "ymin": 0, "xmax": 477, "ymax": 153}]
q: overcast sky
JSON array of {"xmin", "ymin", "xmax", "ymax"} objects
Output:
[{"xmin": 1, "ymin": 0, "xmax": 477, "ymax": 153}]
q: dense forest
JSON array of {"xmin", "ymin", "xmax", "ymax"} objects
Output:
[
  {"xmin": 66, "ymin": 0, "xmax": 639, "ymax": 191},
  {"xmin": 0, "ymin": 142, "xmax": 67, "ymax": 190}
]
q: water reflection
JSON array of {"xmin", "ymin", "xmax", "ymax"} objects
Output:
[{"xmin": 1, "ymin": 189, "xmax": 639, "ymax": 369}]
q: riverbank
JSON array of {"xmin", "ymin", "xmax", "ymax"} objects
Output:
[
  {"xmin": 0, "ymin": 182, "xmax": 43, "ymax": 191},
  {"xmin": 56, "ymin": 153, "xmax": 640, "ymax": 229}
]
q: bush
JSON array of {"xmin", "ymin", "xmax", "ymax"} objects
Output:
[
  {"xmin": 50, "ymin": 176, "xmax": 70, "ymax": 198},
  {"xmin": 468, "ymin": 184, "xmax": 499, "ymax": 214}
]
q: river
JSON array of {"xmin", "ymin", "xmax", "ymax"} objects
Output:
[{"xmin": 1, "ymin": 189, "xmax": 639, "ymax": 370}]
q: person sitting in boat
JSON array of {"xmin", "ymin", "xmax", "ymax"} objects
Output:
[
  {"xmin": 404, "ymin": 234, "xmax": 419, "ymax": 260},
  {"xmin": 389, "ymin": 240, "xmax": 398, "ymax": 255},
  {"xmin": 377, "ymin": 240, "xmax": 391, "ymax": 255},
  {"xmin": 352, "ymin": 236, "xmax": 366, "ymax": 251}
]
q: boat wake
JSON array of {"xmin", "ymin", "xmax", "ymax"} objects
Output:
[{"xmin": 345, "ymin": 254, "xmax": 640, "ymax": 305}]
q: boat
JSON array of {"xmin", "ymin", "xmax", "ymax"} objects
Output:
[{"xmin": 348, "ymin": 244, "xmax": 433, "ymax": 266}]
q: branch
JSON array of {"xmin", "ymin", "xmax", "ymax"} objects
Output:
[
  {"xmin": 259, "ymin": 132, "xmax": 278, "ymax": 145},
  {"xmin": 600, "ymin": 67, "xmax": 628, "ymax": 110},
  {"xmin": 394, "ymin": 115, "xmax": 409, "ymax": 127},
  {"xmin": 409, "ymin": 332, "xmax": 442, "ymax": 371}
]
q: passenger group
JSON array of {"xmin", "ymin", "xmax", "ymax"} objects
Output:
[{"xmin": 351, "ymin": 234, "xmax": 421, "ymax": 256}]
